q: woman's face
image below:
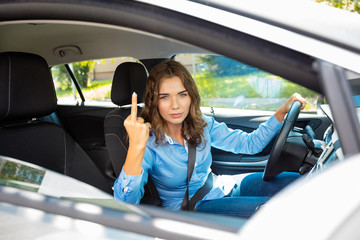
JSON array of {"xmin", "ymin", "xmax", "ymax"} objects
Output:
[{"xmin": 158, "ymin": 76, "xmax": 191, "ymax": 130}]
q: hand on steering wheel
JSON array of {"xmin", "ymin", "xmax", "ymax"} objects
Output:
[{"xmin": 263, "ymin": 101, "xmax": 302, "ymax": 181}]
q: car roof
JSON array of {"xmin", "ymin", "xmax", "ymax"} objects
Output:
[{"xmin": 0, "ymin": 21, "xmax": 207, "ymax": 66}]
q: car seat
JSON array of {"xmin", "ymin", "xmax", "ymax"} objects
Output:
[
  {"xmin": 0, "ymin": 52, "xmax": 112, "ymax": 194},
  {"xmin": 104, "ymin": 62, "xmax": 161, "ymax": 205}
]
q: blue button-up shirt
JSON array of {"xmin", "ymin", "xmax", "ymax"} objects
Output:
[{"xmin": 114, "ymin": 114, "xmax": 281, "ymax": 209}]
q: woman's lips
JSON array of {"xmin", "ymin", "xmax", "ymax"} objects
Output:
[{"xmin": 170, "ymin": 113, "xmax": 182, "ymax": 118}]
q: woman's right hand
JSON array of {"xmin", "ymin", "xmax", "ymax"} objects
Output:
[
  {"xmin": 123, "ymin": 92, "xmax": 151, "ymax": 175},
  {"xmin": 124, "ymin": 92, "xmax": 151, "ymax": 149}
]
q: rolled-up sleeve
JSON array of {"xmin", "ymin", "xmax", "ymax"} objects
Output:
[
  {"xmin": 113, "ymin": 146, "xmax": 154, "ymax": 204},
  {"xmin": 113, "ymin": 169, "xmax": 144, "ymax": 204}
]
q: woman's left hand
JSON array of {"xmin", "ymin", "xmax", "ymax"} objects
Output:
[{"xmin": 274, "ymin": 93, "xmax": 307, "ymax": 122}]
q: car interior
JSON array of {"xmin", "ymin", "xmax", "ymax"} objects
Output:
[
  {"xmin": 0, "ymin": 10, "xmax": 350, "ymax": 220},
  {"xmin": 0, "ymin": 48, "xmax": 335, "ymax": 216},
  {"xmin": 1, "ymin": 1, "xmax": 360, "ymax": 239}
]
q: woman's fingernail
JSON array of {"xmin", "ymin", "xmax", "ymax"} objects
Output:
[{"xmin": 133, "ymin": 92, "xmax": 137, "ymax": 97}]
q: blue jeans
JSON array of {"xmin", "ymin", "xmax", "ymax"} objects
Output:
[{"xmin": 194, "ymin": 172, "xmax": 300, "ymax": 218}]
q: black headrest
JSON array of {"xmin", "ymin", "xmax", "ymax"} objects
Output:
[
  {"xmin": 0, "ymin": 52, "xmax": 57, "ymax": 123},
  {"xmin": 111, "ymin": 62, "xmax": 147, "ymax": 106}
]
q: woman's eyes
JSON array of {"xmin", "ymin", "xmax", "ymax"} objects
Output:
[{"xmin": 159, "ymin": 93, "xmax": 187, "ymax": 99}]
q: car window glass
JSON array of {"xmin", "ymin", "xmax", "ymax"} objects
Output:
[
  {"xmin": 175, "ymin": 54, "xmax": 320, "ymax": 112},
  {"xmin": 51, "ymin": 57, "xmax": 140, "ymax": 104},
  {"xmin": 51, "ymin": 64, "xmax": 82, "ymax": 104}
]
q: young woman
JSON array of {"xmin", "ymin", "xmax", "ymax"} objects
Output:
[{"xmin": 113, "ymin": 60, "xmax": 306, "ymax": 213}]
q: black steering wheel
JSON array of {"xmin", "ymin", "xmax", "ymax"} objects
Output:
[{"xmin": 263, "ymin": 101, "xmax": 301, "ymax": 181}]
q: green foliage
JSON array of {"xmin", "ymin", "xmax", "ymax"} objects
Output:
[
  {"xmin": 73, "ymin": 61, "xmax": 93, "ymax": 88},
  {"xmin": 279, "ymin": 80, "xmax": 318, "ymax": 98},
  {"xmin": 196, "ymin": 73, "xmax": 261, "ymax": 99},
  {"xmin": 196, "ymin": 73, "xmax": 319, "ymax": 110},
  {"xmin": 315, "ymin": 0, "xmax": 360, "ymax": 13},
  {"xmin": 52, "ymin": 60, "xmax": 96, "ymax": 92},
  {"xmin": 55, "ymin": 79, "xmax": 112, "ymax": 100},
  {"xmin": 85, "ymin": 79, "xmax": 112, "ymax": 90},
  {"xmin": 105, "ymin": 90, "xmax": 111, "ymax": 99},
  {"xmin": 52, "ymin": 65, "xmax": 72, "ymax": 91},
  {"xmin": 81, "ymin": 79, "xmax": 112, "ymax": 101},
  {"xmin": 1, "ymin": 161, "xmax": 16, "ymax": 177}
]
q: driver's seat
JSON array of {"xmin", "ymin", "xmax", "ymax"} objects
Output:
[{"xmin": 104, "ymin": 62, "xmax": 147, "ymax": 177}]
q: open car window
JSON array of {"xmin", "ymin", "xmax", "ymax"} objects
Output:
[
  {"xmin": 51, "ymin": 54, "xmax": 321, "ymax": 112},
  {"xmin": 175, "ymin": 54, "xmax": 320, "ymax": 112}
]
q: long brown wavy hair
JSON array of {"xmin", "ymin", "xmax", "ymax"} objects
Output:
[{"xmin": 141, "ymin": 60, "xmax": 207, "ymax": 147}]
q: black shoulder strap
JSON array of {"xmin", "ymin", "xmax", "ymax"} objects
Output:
[
  {"xmin": 189, "ymin": 172, "xmax": 213, "ymax": 210},
  {"xmin": 181, "ymin": 144, "xmax": 213, "ymax": 211},
  {"xmin": 180, "ymin": 144, "xmax": 196, "ymax": 210},
  {"xmin": 141, "ymin": 176, "xmax": 162, "ymax": 206}
]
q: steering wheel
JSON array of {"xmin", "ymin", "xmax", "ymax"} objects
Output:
[{"xmin": 263, "ymin": 101, "xmax": 301, "ymax": 181}]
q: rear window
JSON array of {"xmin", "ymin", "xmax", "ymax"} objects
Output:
[{"xmin": 51, "ymin": 57, "xmax": 140, "ymax": 105}]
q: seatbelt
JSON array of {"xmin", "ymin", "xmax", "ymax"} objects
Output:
[
  {"xmin": 180, "ymin": 144, "xmax": 213, "ymax": 211},
  {"xmin": 189, "ymin": 173, "xmax": 213, "ymax": 210}
]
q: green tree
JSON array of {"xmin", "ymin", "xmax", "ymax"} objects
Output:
[
  {"xmin": 72, "ymin": 61, "xmax": 95, "ymax": 88},
  {"xmin": 315, "ymin": 0, "xmax": 360, "ymax": 13},
  {"xmin": 52, "ymin": 60, "xmax": 96, "ymax": 91},
  {"xmin": 52, "ymin": 65, "xmax": 72, "ymax": 91},
  {"xmin": 279, "ymin": 80, "xmax": 318, "ymax": 99}
]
